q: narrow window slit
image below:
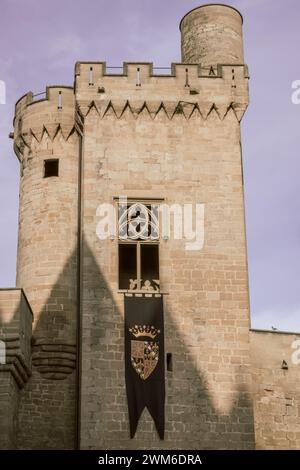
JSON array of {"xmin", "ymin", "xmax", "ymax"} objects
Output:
[
  {"xmin": 167, "ymin": 353, "xmax": 173, "ymax": 372},
  {"xmin": 232, "ymin": 69, "xmax": 236, "ymax": 88},
  {"xmin": 58, "ymin": 91, "xmax": 62, "ymax": 110},
  {"xmin": 89, "ymin": 67, "xmax": 94, "ymax": 85},
  {"xmin": 136, "ymin": 68, "xmax": 141, "ymax": 87},
  {"xmin": 185, "ymin": 68, "xmax": 190, "ymax": 87}
]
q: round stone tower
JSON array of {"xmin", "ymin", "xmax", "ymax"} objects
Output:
[
  {"xmin": 180, "ymin": 3, "xmax": 244, "ymax": 65},
  {"xmin": 13, "ymin": 86, "xmax": 79, "ymax": 448},
  {"xmin": 13, "ymin": 86, "xmax": 79, "ymax": 378}
]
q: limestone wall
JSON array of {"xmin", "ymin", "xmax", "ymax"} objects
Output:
[
  {"xmin": 76, "ymin": 56, "xmax": 254, "ymax": 449},
  {"xmin": 250, "ymin": 329, "xmax": 300, "ymax": 449}
]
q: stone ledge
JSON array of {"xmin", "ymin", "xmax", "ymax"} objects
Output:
[
  {"xmin": 0, "ymin": 289, "xmax": 32, "ymax": 388},
  {"xmin": 32, "ymin": 340, "xmax": 76, "ymax": 380}
]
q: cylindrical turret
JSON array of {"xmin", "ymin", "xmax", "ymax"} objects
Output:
[
  {"xmin": 180, "ymin": 4, "xmax": 244, "ymax": 65},
  {"xmin": 13, "ymin": 86, "xmax": 78, "ymax": 354},
  {"xmin": 12, "ymin": 86, "xmax": 79, "ymax": 448}
]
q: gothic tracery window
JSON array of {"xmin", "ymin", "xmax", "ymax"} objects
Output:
[{"xmin": 118, "ymin": 200, "xmax": 160, "ymax": 291}]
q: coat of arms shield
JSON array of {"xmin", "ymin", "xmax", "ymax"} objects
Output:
[{"xmin": 130, "ymin": 338, "xmax": 159, "ymax": 380}]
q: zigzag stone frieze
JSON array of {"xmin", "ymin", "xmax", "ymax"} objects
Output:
[
  {"xmin": 14, "ymin": 99, "xmax": 246, "ymax": 157},
  {"xmin": 14, "ymin": 124, "xmax": 77, "ymax": 157},
  {"xmin": 23, "ymin": 124, "xmax": 76, "ymax": 144},
  {"xmin": 80, "ymin": 99, "xmax": 247, "ymax": 122}
]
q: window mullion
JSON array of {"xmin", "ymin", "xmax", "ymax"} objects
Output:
[{"xmin": 137, "ymin": 242, "xmax": 141, "ymax": 290}]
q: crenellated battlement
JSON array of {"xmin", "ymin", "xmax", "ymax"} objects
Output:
[
  {"xmin": 75, "ymin": 61, "xmax": 249, "ymax": 106},
  {"xmin": 13, "ymin": 59, "xmax": 249, "ymax": 161},
  {"xmin": 14, "ymin": 85, "xmax": 74, "ymax": 119},
  {"xmin": 75, "ymin": 61, "xmax": 249, "ymax": 79},
  {"xmin": 13, "ymin": 86, "xmax": 76, "ymax": 160}
]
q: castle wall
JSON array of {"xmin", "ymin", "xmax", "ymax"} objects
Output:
[
  {"xmin": 0, "ymin": 289, "xmax": 32, "ymax": 449},
  {"xmin": 76, "ymin": 56, "xmax": 254, "ymax": 449},
  {"xmin": 16, "ymin": 370, "xmax": 76, "ymax": 449},
  {"xmin": 0, "ymin": 371, "xmax": 19, "ymax": 449},
  {"xmin": 250, "ymin": 329, "xmax": 300, "ymax": 449},
  {"xmin": 13, "ymin": 88, "xmax": 79, "ymax": 449}
]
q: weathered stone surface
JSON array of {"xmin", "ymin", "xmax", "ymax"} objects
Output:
[
  {"xmin": 250, "ymin": 330, "xmax": 300, "ymax": 449},
  {"xmin": 180, "ymin": 5, "xmax": 244, "ymax": 65},
  {"xmin": 74, "ymin": 4, "xmax": 253, "ymax": 451}
]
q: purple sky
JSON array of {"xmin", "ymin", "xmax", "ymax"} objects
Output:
[{"xmin": 0, "ymin": 0, "xmax": 299, "ymax": 331}]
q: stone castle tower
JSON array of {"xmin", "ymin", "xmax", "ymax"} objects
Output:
[{"xmin": 1, "ymin": 4, "xmax": 300, "ymax": 450}]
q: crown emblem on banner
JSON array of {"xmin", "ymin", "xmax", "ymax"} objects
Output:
[{"xmin": 129, "ymin": 325, "xmax": 160, "ymax": 339}]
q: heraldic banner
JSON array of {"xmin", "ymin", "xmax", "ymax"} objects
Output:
[{"xmin": 124, "ymin": 295, "xmax": 165, "ymax": 440}]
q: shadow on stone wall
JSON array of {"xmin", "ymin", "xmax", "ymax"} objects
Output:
[
  {"xmin": 16, "ymin": 250, "xmax": 77, "ymax": 450},
  {"xmin": 16, "ymin": 239, "xmax": 255, "ymax": 449},
  {"xmin": 80, "ymin": 240, "xmax": 255, "ymax": 450}
]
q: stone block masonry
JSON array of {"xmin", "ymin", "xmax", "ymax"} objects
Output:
[
  {"xmin": 250, "ymin": 329, "xmax": 300, "ymax": 449},
  {"xmin": 0, "ymin": 289, "xmax": 32, "ymax": 448},
  {"xmin": 76, "ymin": 4, "xmax": 253, "ymax": 450}
]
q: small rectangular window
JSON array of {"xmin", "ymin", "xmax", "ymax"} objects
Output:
[
  {"xmin": 44, "ymin": 159, "xmax": 59, "ymax": 178},
  {"xmin": 166, "ymin": 353, "xmax": 173, "ymax": 372}
]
